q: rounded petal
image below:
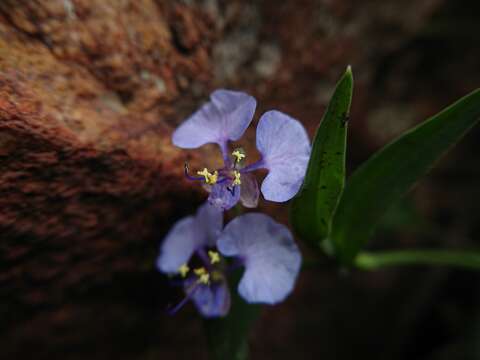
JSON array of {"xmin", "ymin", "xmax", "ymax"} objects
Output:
[
  {"xmin": 239, "ymin": 172, "xmax": 259, "ymax": 208},
  {"xmin": 256, "ymin": 111, "xmax": 310, "ymax": 202},
  {"xmin": 208, "ymin": 183, "xmax": 240, "ymax": 211},
  {"xmin": 156, "ymin": 216, "xmax": 196, "ymax": 274},
  {"xmin": 210, "ymin": 90, "xmax": 257, "ymax": 141},
  {"xmin": 217, "ymin": 213, "xmax": 302, "ymax": 304},
  {"xmin": 189, "ymin": 281, "xmax": 231, "ymax": 318},
  {"xmin": 172, "ymin": 89, "xmax": 256, "ymax": 149},
  {"xmin": 157, "ymin": 202, "xmax": 223, "ymax": 274},
  {"xmin": 194, "ymin": 201, "xmax": 224, "ymax": 247}
]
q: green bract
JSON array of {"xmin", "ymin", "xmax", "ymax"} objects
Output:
[{"xmin": 291, "ymin": 66, "xmax": 353, "ymax": 252}]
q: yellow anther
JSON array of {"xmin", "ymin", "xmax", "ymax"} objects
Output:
[
  {"xmin": 211, "ymin": 270, "xmax": 224, "ymax": 282},
  {"xmin": 197, "ymin": 168, "xmax": 218, "ymax": 185},
  {"xmin": 194, "ymin": 267, "xmax": 207, "ymax": 276},
  {"xmin": 208, "ymin": 250, "xmax": 221, "ymax": 264},
  {"xmin": 233, "ymin": 171, "xmax": 241, "ymax": 185},
  {"xmin": 232, "ymin": 150, "xmax": 246, "ymax": 162},
  {"xmin": 209, "ymin": 171, "xmax": 218, "ymax": 184},
  {"xmin": 197, "ymin": 168, "xmax": 212, "ymax": 183},
  {"xmin": 197, "ymin": 168, "xmax": 209, "ymax": 177},
  {"xmin": 178, "ymin": 263, "xmax": 190, "ymax": 278},
  {"xmin": 197, "ymin": 273, "xmax": 210, "ymax": 285},
  {"xmin": 194, "ymin": 267, "xmax": 210, "ymax": 284}
]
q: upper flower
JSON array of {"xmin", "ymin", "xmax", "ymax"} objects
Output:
[
  {"xmin": 173, "ymin": 89, "xmax": 311, "ymax": 210},
  {"xmin": 156, "ymin": 202, "xmax": 302, "ymax": 318}
]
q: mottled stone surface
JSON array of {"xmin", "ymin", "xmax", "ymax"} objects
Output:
[{"xmin": 0, "ymin": 1, "xmax": 211, "ymax": 358}]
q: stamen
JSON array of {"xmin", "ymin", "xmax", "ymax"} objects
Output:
[
  {"xmin": 197, "ymin": 168, "xmax": 218, "ymax": 185},
  {"xmin": 232, "ymin": 171, "xmax": 241, "ymax": 185},
  {"xmin": 194, "ymin": 267, "xmax": 207, "ymax": 276},
  {"xmin": 197, "ymin": 168, "xmax": 210, "ymax": 182},
  {"xmin": 208, "ymin": 250, "xmax": 221, "ymax": 264},
  {"xmin": 166, "ymin": 282, "xmax": 199, "ymax": 315},
  {"xmin": 232, "ymin": 149, "xmax": 246, "ymax": 163},
  {"xmin": 210, "ymin": 171, "xmax": 218, "ymax": 184},
  {"xmin": 184, "ymin": 163, "xmax": 205, "ymax": 181},
  {"xmin": 194, "ymin": 267, "xmax": 210, "ymax": 285},
  {"xmin": 178, "ymin": 263, "xmax": 190, "ymax": 278},
  {"xmin": 197, "ymin": 273, "xmax": 210, "ymax": 285}
]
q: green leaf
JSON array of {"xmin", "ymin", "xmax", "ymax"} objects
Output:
[
  {"xmin": 355, "ymin": 250, "xmax": 480, "ymax": 270},
  {"xmin": 204, "ymin": 272, "xmax": 261, "ymax": 360},
  {"xmin": 291, "ymin": 66, "xmax": 353, "ymax": 250},
  {"xmin": 330, "ymin": 88, "xmax": 480, "ymax": 265}
]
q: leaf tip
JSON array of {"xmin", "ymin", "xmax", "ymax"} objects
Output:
[{"xmin": 341, "ymin": 65, "xmax": 354, "ymax": 89}]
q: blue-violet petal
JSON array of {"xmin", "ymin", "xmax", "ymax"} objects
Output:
[
  {"xmin": 208, "ymin": 183, "xmax": 241, "ymax": 211},
  {"xmin": 157, "ymin": 202, "xmax": 223, "ymax": 274},
  {"xmin": 172, "ymin": 89, "xmax": 256, "ymax": 152},
  {"xmin": 256, "ymin": 110, "xmax": 310, "ymax": 202},
  {"xmin": 187, "ymin": 280, "xmax": 231, "ymax": 318},
  {"xmin": 239, "ymin": 172, "xmax": 259, "ymax": 208},
  {"xmin": 156, "ymin": 216, "xmax": 196, "ymax": 274},
  {"xmin": 194, "ymin": 201, "xmax": 224, "ymax": 247},
  {"xmin": 217, "ymin": 213, "xmax": 302, "ymax": 304}
]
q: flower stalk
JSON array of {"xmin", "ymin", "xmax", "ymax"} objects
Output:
[{"xmin": 355, "ymin": 250, "xmax": 480, "ymax": 270}]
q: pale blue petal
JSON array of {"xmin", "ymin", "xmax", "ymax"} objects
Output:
[
  {"xmin": 239, "ymin": 172, "xmax": 259, "ymax": 208},
  {"xmin": 172, "ymin": 89, "xmax": 256, "ymax": 150},
  {"xmin": 156, "ymin": 202, "xmax": 223, "ymax": 274},
  {"xmin": 156, "ymin": 216, "xmax": 196, "ymax": 274},
  {"xmin": 188, "ymin": 281, "xmax": 231, "ymax": 318},
  {"xmin": 208, "ymin": 183, "xmax": 240, "ymax": 211},
  {"xmin": 217, "ymin": 213, "xmax": 302, "ymax": 304},
  {"xmin": 194, "ymin": 201, "xmax": 223, "ymax": 247},
  {"xmin": 256, "ymin": 111, "xmax": 310, "ymax": 202}
]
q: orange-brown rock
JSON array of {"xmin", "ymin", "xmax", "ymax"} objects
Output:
[{"xmin": 2, "ymin": 1, "xmax": 480, "ymax": 359}]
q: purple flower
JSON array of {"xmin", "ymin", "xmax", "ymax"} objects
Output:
[
  {"xmin": 156, "ymin": 202, "xmax": 302, "ymax": 318},
  {"xmin": 173, "ymin": 89, "xmax": 311, "ymax": 210}
]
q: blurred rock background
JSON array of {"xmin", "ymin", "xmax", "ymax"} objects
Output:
[{"xmin": 0, "ymin": 0, "xmax": 479, "ymax": 359}]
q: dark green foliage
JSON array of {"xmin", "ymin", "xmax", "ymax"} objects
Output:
[
  {"xmin": 291, "ymin": 67, "xmax": 353, "ymax": 251},
  {"xmin": 331, "ymin": 89, "xmax": 480, "ymax": 264}
]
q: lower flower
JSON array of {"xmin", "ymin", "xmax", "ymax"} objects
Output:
[{"xmin": 156, "ymin": 202, "xmax": 302, "ymax": 317}]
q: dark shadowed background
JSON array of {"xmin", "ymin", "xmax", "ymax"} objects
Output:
[{"xmin": 1, "ymin": 0, "xmax": 479, "ymax": 359}]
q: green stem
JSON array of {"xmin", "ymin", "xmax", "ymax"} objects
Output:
[{"xmin": 355, "ymin": 249, "xmax": 480, "ymax": 270}]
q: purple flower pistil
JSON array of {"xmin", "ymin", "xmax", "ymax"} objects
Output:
[{"xmin": 173, "ymin": 89, "xmax": 311, "ymax": 210}]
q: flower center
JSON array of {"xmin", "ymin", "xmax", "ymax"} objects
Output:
[
  {"xmin": 197, "ymin": 168, "xmax": 219, "ymax": 185},
  {"xmin": 177, "ymin": 250, "xmax": 223, "ymax": 286},
  {"xmin": 194, "ymin": 267, "xmax": 210, "ymax": 284},
  {"xmin": 167, "ymin": 248, "xmax": 246, "ymax": 316},
  {"xmin": 185, "ymin": 149, "xmax": 247, "ymax": 190}
]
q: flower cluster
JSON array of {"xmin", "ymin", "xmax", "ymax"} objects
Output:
[
  {"xmin": 174, "ymin": 90, "xmax": 311, "ymax": 210},
  {"xmin": 157, "ymin": 89, "xmax": 310, "ymax": 317},
  {"xmin": 157, "ymin": 203, "xmax": 302, "ymax": 317}
]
